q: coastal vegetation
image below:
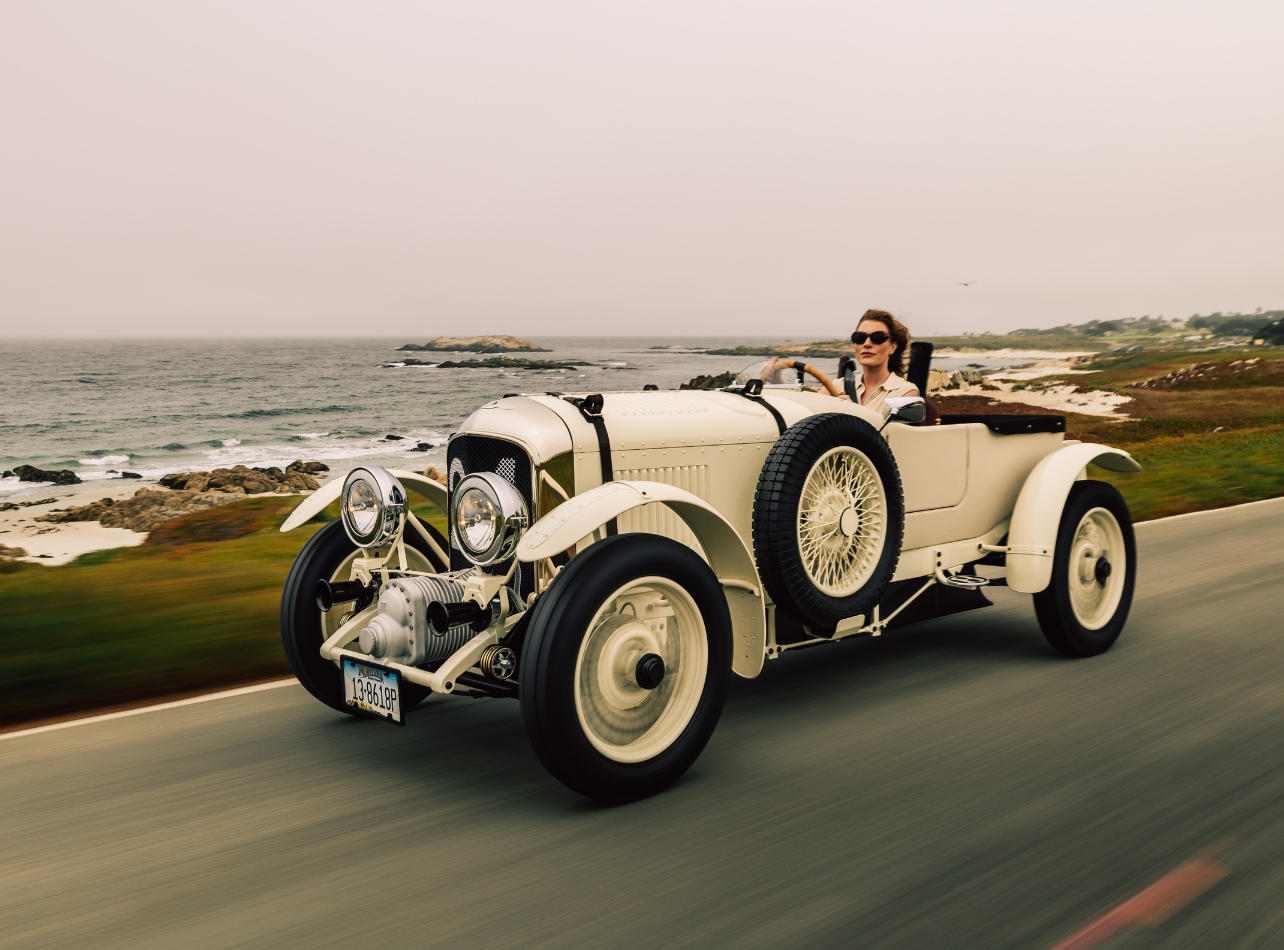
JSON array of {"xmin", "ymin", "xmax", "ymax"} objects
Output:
[
  {"xmin": 702, "ymin": 312, "xmax": 1284, "ymax": 358},
  {"xmin": 0, "ymin": 493, "xmax": 449, "ymax": 729}
]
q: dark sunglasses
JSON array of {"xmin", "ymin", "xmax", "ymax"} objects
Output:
[{"xmin": 851, "ymin": 330, "xmax": 891, "ymax": 345}]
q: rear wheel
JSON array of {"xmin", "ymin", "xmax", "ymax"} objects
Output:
[
  {"xmin": 1034, "ymin": 481, "xmax": 1136, "ymax": 657},
  {"xmin": 520, "ymin": 534, "xmax": 732, "ymax": 802},
  {"xmin": 280, "ymin": 519, "xmax": 447, "ymax": 713}
]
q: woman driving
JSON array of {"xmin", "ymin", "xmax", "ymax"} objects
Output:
[{"xmin": 842, "ymin": 308, "xmax": 918, "ymax": 412}]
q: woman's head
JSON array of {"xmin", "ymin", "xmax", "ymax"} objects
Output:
[{"xmin": 853, "ymin": 309, "xmax": 910, "ymax": 376}]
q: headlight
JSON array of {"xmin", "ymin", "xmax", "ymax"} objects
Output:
[
  {"xmin": 452, "ymin": 472, "xmax": 528, "ymax": 566},
  {"xmin": 341, "ymin": 466, "xmax": 406, "ymax": 548}
]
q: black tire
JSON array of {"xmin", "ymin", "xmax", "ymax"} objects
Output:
[
  {"xmin": 1034, "ymin": 480, "xmax": 1136, "ymax": 657},
  {"xmin": 753, "ymin": 413, "xmax": 904, "ymax": 631},
  {"xmin": 520, "ymin": 534, "xmax": 732, "ymax": 803},
  {"xmin": 280, "ymin": 518, "xmax": 448, "ymax": 714}
]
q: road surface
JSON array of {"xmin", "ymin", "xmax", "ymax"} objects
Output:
[{"xmin": 3, "ymin": 498, "xmax": 1283, "ymax": 949}]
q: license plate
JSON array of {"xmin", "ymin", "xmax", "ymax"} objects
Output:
[{"xmin": 342, "ymin": 658, "xmax": 403, "ymax": 725}]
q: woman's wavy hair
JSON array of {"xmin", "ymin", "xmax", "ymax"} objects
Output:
[{"xmin": 855, "ymin": 308, "xmax": 910, "ymax": 376}]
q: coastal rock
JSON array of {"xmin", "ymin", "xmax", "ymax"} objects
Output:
[
  {"xmin": 390, "ymin": 356, "xmax": 591, "ymax": 370},
  {"xmin": 397, "ymin": 335, "xmax": 548, "ymax": 353},
  {"xmin": 423, "ymin": 466, "xmax": 446, "ymax": 484},
  {"xmin": 679, "ymin": 372, "xmax": 737, "ymax": 390},
  {"xmin": 0, "ymin": 544, "xmax": 28, "ymax": 559},
  {"xmin": 288, "ymin": 460, "xmax": 329, "ymax": 475},
  {"xmin": 14, "ymin": 464, "xmax": 82, "ymax": 486},
  {"xmin": 159, "ymin": 461, "xmax": 323, "ymax": 495},
  {"xmin": 36, "ymin": 488, "xmax": 242, "ymax": 533}
]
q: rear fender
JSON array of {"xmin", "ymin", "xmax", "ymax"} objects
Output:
[
  {"xmin": 1006, "ymin": 444, "xmax": 1141, "ymax": 593},
  {"xmin": 518, "ymin": 481, "xmax": 766, "ymax": 678}
]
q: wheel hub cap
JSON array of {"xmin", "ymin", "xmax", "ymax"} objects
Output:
[
  {"xmin": 595, "ymin": 621, "xmax": 662, "ymax": 710},
  {"xmin": 1068, "ymin": 507, "xmax": 1127, "ymax": 630},
  {"xmin": 838, "ymin": 507, "xmax": 859, "ymax": 538}
]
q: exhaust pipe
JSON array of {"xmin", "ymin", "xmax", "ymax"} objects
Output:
[
  {"xmin": 427, "ymin": 599, "xmax": 492, "ymax": 635},
  {"xmin": 315, "ymin": 579, "xmax": 370, "ymax": 612}
]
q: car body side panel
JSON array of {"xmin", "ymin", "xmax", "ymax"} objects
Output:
[
  {"xmin": 901, "ymin": 427, "xmax": 1064, "ymax": 551},
  {"xmin": 886, "ymin": 424, "xmax": 969, "ymax": 511}
]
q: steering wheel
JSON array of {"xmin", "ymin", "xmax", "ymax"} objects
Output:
[{"xmin": 769, "ymin": 359, "xmax": 843, "ymax": 398}]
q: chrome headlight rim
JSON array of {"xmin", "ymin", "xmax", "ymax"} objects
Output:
[
  {"xmin": 452, "ymin": 472, "xmax": 529, "ymax": 566},
  {"xmin": 341, "ymin": 466, "xmax": 407, "ymax": 549}
]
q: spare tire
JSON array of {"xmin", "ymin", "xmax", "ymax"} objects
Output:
[{"xmin": 752, "ymin": 413, "xmax": 904, "ymax": 631}]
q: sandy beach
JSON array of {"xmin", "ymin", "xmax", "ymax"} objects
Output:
[
  {"xmin": 0, "ymin": 474, "xmax": 329, "ymax": 566},
  {"xmin": 0, "ymin": 482, "xmax": 152, "ymax": 565}
]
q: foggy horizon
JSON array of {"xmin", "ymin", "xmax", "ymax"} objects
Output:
[{"xmin": 3, "ymin": 1, "xmax": 1282, "ymax": 339}]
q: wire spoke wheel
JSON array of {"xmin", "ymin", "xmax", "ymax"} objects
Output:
[
  {"xmin": 1067, "ymin": 507, "xmax": 1126, "ymax": 630},
  {"xmin": 574, "ymin": 577, "xmax": 707, "ymax": 764},
  {"xmin": 796, "ymin": 447, "xmax": 888, "ymax": 597},
  {"xmin": 753, "ymin": 413, "xmax": 902, "ymax": 630}
]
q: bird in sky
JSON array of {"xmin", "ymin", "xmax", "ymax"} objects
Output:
[{"xmin": 957, "ymin": 281, "xmax": 975, "ymax": 287}]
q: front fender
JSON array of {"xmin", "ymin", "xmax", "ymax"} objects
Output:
[
  {"xmin": 279, "ymin": 468, "xmax": 448, "ymax": 533},
  {"xmin": 518, "ymin": 481, "xmax": 766, "ymax": 678},
  {"xmin": 1006, "ymin": 443, "xmax": 1141, "ymax": 593}
]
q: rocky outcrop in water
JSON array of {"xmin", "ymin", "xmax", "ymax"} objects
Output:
[
  {"xmin": 679, "ymin": 372, "xmax": 737, "ymax": 390},
  {"xmin": 158, "ymin": 461, "xmax": 325, "ymax": 494},
  {"xmin": 397, "ymin": 335, "xmax": 548, "ymax": 353},
  {"xmin": 36, "ymin": 488, "xmax": 242, "ymax": 533},
  {"xmin": 0, "ymin": 544, "xmax": 28, "ymax": 559},
  {"xmin": 13, "ymin": 465, "xmax": 82, "ymax": 486},
  {"xmin": 389, "ymin": 356, "xmax": 591, "ymax": 370}
]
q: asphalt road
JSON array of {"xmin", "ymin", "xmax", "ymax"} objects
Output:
[{"xmin": 3, "ymin": 498, "xmax": 1284, "ymax": 950}]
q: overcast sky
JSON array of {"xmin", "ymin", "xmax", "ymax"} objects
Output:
[{"xmin": 1, "ymin": 1, "xmax": 1281, "ymax": 339}]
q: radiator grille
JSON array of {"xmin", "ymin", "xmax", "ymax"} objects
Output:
[{"xmin": 446, "ymin": 435, "xmax": 534, "ymax": 600}]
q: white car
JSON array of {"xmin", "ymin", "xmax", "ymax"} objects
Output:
[{"xmin": 279, "ymin": 358, "xmax": 1140, "ymax": 801}]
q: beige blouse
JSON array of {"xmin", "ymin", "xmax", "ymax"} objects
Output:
[{"xmin": 852, "ymin": 371, "xmax": 919, "ymax": 413}]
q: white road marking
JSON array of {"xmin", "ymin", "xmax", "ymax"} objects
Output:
[{"xmin": 0, "ymin": 679, "xmax": 298, "ymax": 742}]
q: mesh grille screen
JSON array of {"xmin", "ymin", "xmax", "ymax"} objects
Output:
[{"xmin": 446, "ymin": 435, "xmax": 534, "ymax": 599}]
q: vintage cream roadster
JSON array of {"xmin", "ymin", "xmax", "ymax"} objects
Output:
[{"xmin": 279, "ymin": 358, "xmax": 1140, "ymax": 801}]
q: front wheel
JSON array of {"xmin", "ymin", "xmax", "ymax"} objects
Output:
[
  {"xmin": 520, "ymin": 534, "xmax": 733, "ymax": 803},
  {"xmin": 280, "ymin": 518, "xmax": 446, "ymax": 714},
  {"xmin": 1034, "ymin": 480, "xmax": 1137, "ymax": 657}
]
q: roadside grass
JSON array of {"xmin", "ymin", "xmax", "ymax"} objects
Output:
[
  {"xmin": 938, "ymin": 346, "xmax": 1284, "ymax": 521},
  {"xmin": 0, "ymin": 494, "xmax": 448, "ymax": 728},
  {"xmin": 1090, "ymin": 426, "xmax": 1284, "ymax": 521}
]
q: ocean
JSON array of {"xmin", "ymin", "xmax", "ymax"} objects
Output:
[{"xmin": 0, "ymin": 337, "xmax": 1042, "ymax": 502}]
